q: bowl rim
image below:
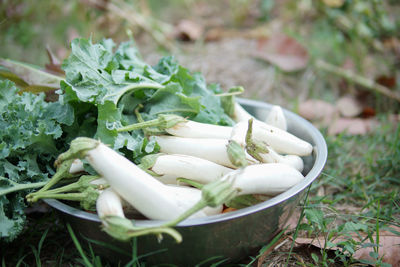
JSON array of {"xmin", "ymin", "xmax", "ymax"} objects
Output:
[{"xmin": 44, "ymin": 98, "xmax": 328, "ymax": 227}]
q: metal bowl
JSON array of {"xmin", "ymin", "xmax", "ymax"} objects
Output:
[{"xmin": 44, "ymin": 98, "xmax": 327, "ymax": 266}]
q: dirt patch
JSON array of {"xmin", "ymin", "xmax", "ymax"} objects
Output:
[{"xmin": 141, "ymin": 37, "xmax": 307, "ymax": 107}]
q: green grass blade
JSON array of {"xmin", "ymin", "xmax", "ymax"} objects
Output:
[
  {"xmin": 66, "ymin": 223, "xmax": 94, "ymax": 267},
  {"xmin": 81, "ymin": 236, "xmax": 131, "ymax": 257},
  {"xmin": 285, "ymin": 185, "xmax": 311, "ymax": 267}
]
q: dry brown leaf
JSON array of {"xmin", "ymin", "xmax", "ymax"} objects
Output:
[
  {"xmin": 361, "ymin": 106, "xmax": 376, "ymax": 118},
  {"xmin": 173, "ymin": 19, "xmax": 204, "ymax": 42},
  {"xmin": 250, "ymin": 33, "xmax": 309, "ymax": 72},
  {"xmin": 328, "ymin": 117, "xmax": 378, "ymax": 136},
  {"xmin": 376, "ymin": 75, "xmax": 396, "ymax": 89},
  {"xmin": 337, "ymin": 95, "xmax": 363, "ymax": 118},
  {"xmin": 293, "ymin": 227, "xmax": 400, "ymax": 266},
  {"xmin": 45, "ymin": 46, "xmax": 64, "ymax": 75},
  {"xmin": 298, "ymin": 99, "xmax": 338, "ymax": 125}
]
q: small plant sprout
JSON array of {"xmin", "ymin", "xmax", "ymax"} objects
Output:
[
  {"xmin": 265, "ymin": 105, "xmax": 287, "ymax": 131},
  {"xmin": 139, "ymin": 154, "xmax": 234, "ymax": 185},
  {"xmin": 154, "ymin": 136, "xmax": 257, "ymax": 168}
]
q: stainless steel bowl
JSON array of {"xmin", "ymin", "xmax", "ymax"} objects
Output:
[{"xmin": 44, "ymin": 98, "xmax": 327, "ymax": 266}]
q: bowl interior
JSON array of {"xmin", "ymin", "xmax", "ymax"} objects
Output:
[{"xmin": 45, "ymin": 98, "xmax": 327, "ymax": 227}]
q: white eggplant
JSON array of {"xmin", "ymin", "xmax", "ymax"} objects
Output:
[
  {"xmin": 69, "ymin": 159, "xmax": 85, "ymax": 174},
  {"xmin": 163, "ymin": 184, "xmax": 222, "ymax": 216},
  {"xmin": 154, "ymin": 136, "xmax": 257, "ymax": 168},
  {"xmin": 225, "ymin": 163, "xmax": 305, "ymax": 195},
  {"xmin": 85, "ymin": 142, "xmax": 221, "ymax": 220},
  {"xmin": 96, "ymin": 188, "xmax": 126, "ymax": 220},
  {"xmin": 233, "ymin": 103, "xmax": 254, "ymax": 123},
  {"xmin": 166, "ymin": 120, "xmax": 232, "ymax": 139},
  {"xmin": 230, "ymin": 120, "xmax": 313, "ymax": 156},
  {"xmin": 265, "ymin": 105, "xmax": 287, "ymax": 131},
  {"xmin": 150, "ymin": 154, "xmax": 233, "ymax": 184}
]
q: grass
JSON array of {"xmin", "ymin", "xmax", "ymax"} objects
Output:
[
  {"xmin": 1, "ymin": 0, "xmax": 400, "ymax": 266},
  {"xmin": 296, "ymin": 120, "xmax": 400, "ymax": 266}
]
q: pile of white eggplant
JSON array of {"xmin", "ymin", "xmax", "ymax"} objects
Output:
[{"xmin": 33, "ymin": 103, "xmax": 313, "ymax": 242}]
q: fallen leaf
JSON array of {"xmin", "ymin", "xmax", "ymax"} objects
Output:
[
  {"xmin": 328, "ymin": 117, "xmax": 378, "ymax": 136},
  {"xmin": 376, "ymin": 75, "xmax": 396, "ymax": 89},
  {"xmin": 293, "ymin": 227, "xmax": 400, "ymax": 266},
  {"xmin": 45, "ymin": 45, "xmax": 64, "ymax": 74},
  {"xmin": 173, "ymin": 19, "xmax": 204, "ymax": 42},
  {"xmin": 0, "ymin": 58, "xmax": 63, "ymax": 89},
  {"xmin": 298, "ymin": 99, "xmax": 338, "ymax": 125},
  {"xmin": 337, "ymin": 95, "xmax": 363, "ymax": 118},
  {"xmin": 361, "ymin": 106, "xmax": 376, "ymax": 118},
  {"xmin": 250, "ymin": 33, "xmax": 309, "ymax": 72}
]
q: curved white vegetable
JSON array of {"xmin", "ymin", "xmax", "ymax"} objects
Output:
[
  {"xmin": 230, "ymin": 120, "xmax": 313, "ymax": 156},
  {"xmin": 166, "ymin": 120, "xmax": 232, "ymax": 139},
  {"xmin": 265, "ymin": 105, "xmax": 287, "ymax": 131},
  {"xmin": 96, "ymin": 188, "xmax": 125, "ymax": 220},
  {"xmin": 225, "ymin": 163, "xmax": 305, "ymax": 195},
  {"xmin": 164, "ymin": 184, "xmax": 222, "ymax": 216},
  {"xmin": 85, "ymin": 142, "xmax": 220, "ymax": 220},
  {"xmin": 89, "ymin": 177, "xmax": 108, "ymax": 186},
  {"xmin": 279, "ymin": 155, "xmax": 304, "ymax": 172},
  {"xmin": 233, "ymin": 103, "xmax": 254, "ymax": 123},
  {"xmin": 151, "ymin": 154, "xmax": 233, "ymax": 184},
  {"xmin": 154, "ymin": 136, "xmax": 257, "ymax": 168},
  {"xmin": 69, "ymin": 159, "xmax": 84, "ymax": 174}
]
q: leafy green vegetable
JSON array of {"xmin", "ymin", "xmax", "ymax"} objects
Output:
[
  {"xmin": 0, "ymin": 79, "xmax": 73, "ymax": 241},
  {"xmin": 61, "ymin": 38, "xmax": 234, "ymax": 160}
]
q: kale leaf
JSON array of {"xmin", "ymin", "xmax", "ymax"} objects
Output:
[{"xmin": 0, "ymin": 80, "xmax": 73, "ymax": 241}]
